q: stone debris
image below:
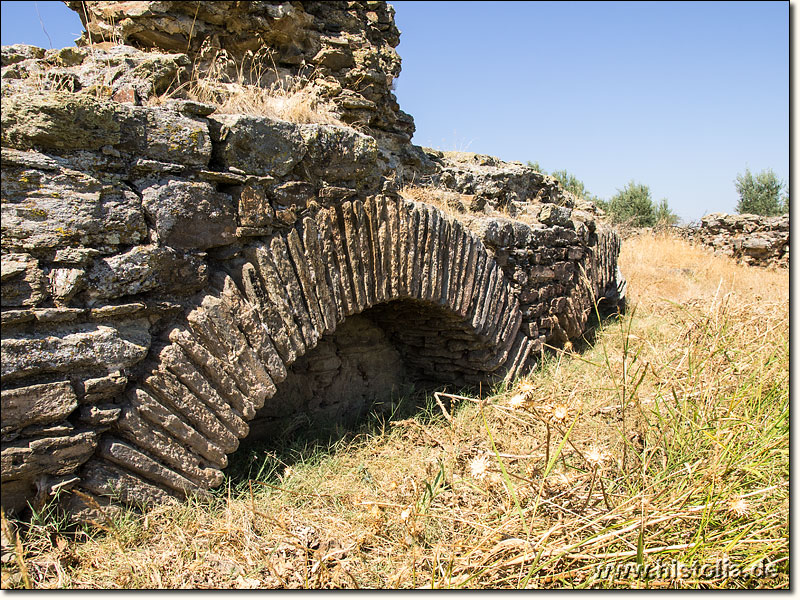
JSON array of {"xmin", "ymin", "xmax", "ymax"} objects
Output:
[{"xmin": 0, "ymin": 1, "xmax": 629, "ymax": 517}]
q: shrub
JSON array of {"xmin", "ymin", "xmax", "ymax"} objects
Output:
[
  {"xmin": 527, "ymin": 162, "xmax": 600, "ymax": 204},
  {"xmin": 606, "ymin": 181, "xmax": 657, "ymax": 227},
  {"xmin": 654, "ymin": 198, "xmax": 679, "ymax": 226},
  {"xmin": 735, "ymin": 168, "xmax": 787, "ymax": 216}
]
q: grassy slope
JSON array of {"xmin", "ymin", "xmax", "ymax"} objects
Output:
[{"xmin": 1, "ymin": 232, "xmax": 789, "ymax": 589}]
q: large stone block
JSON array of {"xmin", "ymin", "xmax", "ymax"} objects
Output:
[
  {"xmin": 1, "ymin": 92, "xmax": 123, "ymax": 152},
  {"xmin": 1, "ymin": 156, "xmax": 147, "ymax": 251},
  {"xmin": 209, "ymin": 114, "xmax": 305, "ymax": 177},
  {"xmin": 85, "ymin": 245, "xmax": 207, "ymax": 302},
  {"xmin": 1, "ymin": 431, "xmax": 97, "ymax": 482},
  {"xmin": 298, "ymin": 124, "xmax": 379, "ymax": 185},
  {"xmin": 1, "ymin": 320, "xmax": 151, "ymax": 381},
  {"xmin": 141, "ymin": 179, "xmax": 236, "ymax": 249},
  {"xmin": 0, "ymin": 252, "xmax": 47, "ymax": 307},
  {"xmin": 1, "ymin": 381, "xmax": 78, "ymax": 435},
  {"xmin": 132, "ymin": 107, "xmax": 211, "ymax": 167}
]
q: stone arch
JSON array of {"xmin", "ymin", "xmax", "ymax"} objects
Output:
[{"xmin": 75, "ymin": 196, "xmax": 537, "ymax": 507}]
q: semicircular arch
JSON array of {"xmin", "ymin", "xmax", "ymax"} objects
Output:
[{"xmin": 76, "ymin": 196, "xmax": 536, "ymax": 506}]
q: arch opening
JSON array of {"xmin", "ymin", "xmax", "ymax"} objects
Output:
[{"xmin": 238, "ymin": 296, "xmax": 497, "ymax": 446}]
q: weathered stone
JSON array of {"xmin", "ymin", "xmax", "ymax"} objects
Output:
[
  {"xmin": 168, "ymin": 327, "xmax": 256, "ymax": 420},
  {"xmin": 475, "ymin": 263, "xmax": 499, "ymax": 335},
  {"xmin": 397, "ymin": 200, "xmax": 413, "ymax": 295},
  {"xmin": 1, "ymin": 92, "xmax": 123, "ymax": 152},
  {"xmin": 248, "ymin": 247, "xmax": 307, "ymax": 361},
  {"xmin": 2, "ymin": 44, "xmax": 46, "ymax": 67},
  {"xmin": 209, "ymin": 114, "xmax": 305, "ymax": 177},
  {"xmin": 0, "ymin": 252, "xmax": 46, "ymax": 307},
  {"xmin": 689, "ymin": 213, "xmax": 788, "ymax": 268},
  {"xmin": 340, "ymin": 201, "xmax": 367, "ymax": 311},
  {"xmin": 238, "ymin": 182, "xmax": 275, "ymax": 227},
  {"xmin": 301, "ymin": 217, "xmax": 338, "ymax": 333},
  {"xmin": 408, "ymin": 204, "xmax": 425, "ymax": 298},
  {"xmin": 1, "ymin": 320, "xmax": 150, "ymax": 382},
  {"xmin": 77, "ymin": 404, "xmax": 121, "ymax": 428},
  {"xmin": 142, "ymin": 368, "xmax": 239, "ymax": 454},
  {"xmin": 49, "ymin": 268, "xmax": 86, "ymax": 305},
  {"xmin": 114, "ymin": 405, "xmax": 223, "ymax": 487},
  {"xmin": 0, "ymin": 309, "xmax": 34, "ymax": 326},
  {"xmin": 52, "ymin": 247, "xmax": 100, "ymax": 266},
  {"xmin": 271, "ymin": 181, "xmax": 315, "ymax": 209},
  {"xmin": 237, "ymin": 260, "xmax": 297, "ymax": 364},
  {"xmin": 85, "ymin": 245, "xmax": 207, "ymax": 302},
  {"xmin": 80, "ymin": 458, "xmax": 178, "ymax": 506},
  {"xmin": 375, "ymin": 195, "xmax": 394, "ymax": 299},
  {"xmin": 270, "ymin": 234, "xmax": 320, "ymax": 348},
  {"xmin": 312, "ymin": 210, "xmax": 345, "ymax": 322},
  {"xmin": 354, "ymin": 200, "xmax": 376, "ymax": 306},
  {"xmin": 427, "ymin": 208, "xmax": 443, "ymax": 302},
  {"xmin": 99, "ymin": 438, "xmax": 204, "ymax": 497},
  {"xmin": 286, "ymin": 228, "xmax": 326, "ymax": 335},
  {"xmin": 318, "ymin": 208, "xmax": 356, "ymax": 317},
  {"xmin": 89, "ymin": 303, "xmax": 146, "ymax": 321},
  {"xmin": 18, "ymin": 422, "xmax": 74, "ymax": 439},
  {"xmin": 0, "ymin": 1, "xmax": 631, "ymax": 517},
  {"xmin": 134, "ymin": 107, "xmax": 211, "ymax": 167},
  {"xmin": 299, "ymin": 125, "xmax": 380, "ymax": 187},
  {"xmin": 77, "ymin": 371, "xmax": 128, "ymax": 403},
  {"xmin": 65, "ymin": 1, "xmax": 411, "ymax": 143},
  {"xmin": 127, "ymin": 386, "xmax": 227, "ymax": 468},
  {"xmin": 458, "ymin": 238, "xmax": 479, "ymax": 317},
  {"xmin": 312, "ymin": 46, "xmax": 355, "ymax": 70},
  {"xmin": 318, "ymin": 185, "xmax": 357, "ymax": 203},
  {"xmin": 185, "ymin": 303, "xmax": 275, "ymax": 408},
  {"xmin": 539, "ymin": 204, "xmax": 573, "ymax": 227},
  {"xmin": 214, "ymin": 272, "xmax": 287, "ymax": 383},
  {"xmin": 140, "ymin": 179, "xmax": 236, "ymax": 250},
  {"xmin": 33, "ymin": 307, "xmax": 86, "ymax": 323},
  {"xmin": 157, "ymin": 343, "xmax": 249, "ymax": 439},
  {"xmin": 1, "ymin": 431, "xmax": 96, "ymax": 481},
  {"xmin": 364, "ymin": 196, "xmax": 385, "ymax": 303},
  {"xmin": 1, "ymin": 381, "xmax": 78, "ymax": 434}
]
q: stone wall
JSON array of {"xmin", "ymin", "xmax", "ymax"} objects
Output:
[
  {"xmin": 64, "ymin": 1, "xmax": 418, "ymax": 163},
  {"xmin": 689, "ymin": 213, "xmax": 789, "ymax": 268},
  {"xmin": 0, "ymin": 1, "xmax": 625, "ymax": 518}
]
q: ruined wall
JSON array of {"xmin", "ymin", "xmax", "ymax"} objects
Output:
[
  {"xmin": 64, "ymin": 1, "xmax": 419, "ymax": 164},
  {"xmin": 1, "ymin": 1, "xmax": 625, "ymax": 518},
  {"xmin": 688, "ymin": 213, "xmax": 789, "ymax": 269}
]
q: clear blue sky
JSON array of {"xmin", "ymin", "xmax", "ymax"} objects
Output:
[{"xmin": 1, "ymin": 1, "xmax": 790, "ymax": 221}]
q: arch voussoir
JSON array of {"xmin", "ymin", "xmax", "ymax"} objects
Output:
[
  {"xmin": 246, "ymin": 246, "xmax": 307, "ymax": 361},
  {"xmin": 213, "ymin": 272, "xmax": 287, "ymax": 384},
  {"xmin": 269, "ymin": 235, "xmax": 320, "ymax": 349},
  {"xmin": 301, "ymin": 217, "xmax": 338, "ymax": 334}
]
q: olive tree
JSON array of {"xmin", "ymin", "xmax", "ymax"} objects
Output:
[{"xmin": 735, "ymin": 168, "xmax": 786, "ymax": 216}]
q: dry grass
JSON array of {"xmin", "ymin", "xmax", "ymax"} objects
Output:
[
  {"xmin": 150, "ymin": 44, "xmax": 346, "ymax": 126},
  {"xmin": 182, "ymin": 78, "xmax": 343, "ymax": 125},
  {"xmin": 399, "ymin": 184, "xmax": 475, "ymax": 221},
  {"xmin": 1, "ymin": 231, "xmax": 788, "ymax": 589},
  {"xmin": 399, "ymin": 184, "xmax": 536, "ymax": 224}
]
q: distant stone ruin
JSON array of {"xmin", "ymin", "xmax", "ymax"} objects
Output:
[
  {"xmin": 690, "ymin": 213, "xmax": 788, "ymax": 269},
  {"xmin": 1, "ymin": 1, "xmax": 625, "ymax": 518}
]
